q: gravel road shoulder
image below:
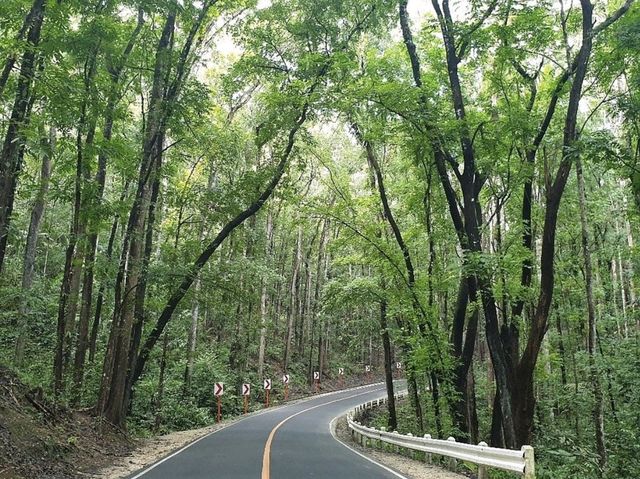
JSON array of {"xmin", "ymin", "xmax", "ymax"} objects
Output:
[{"xmin": 332, "ymin": 416, "xmax": 468, "ymax": 479}]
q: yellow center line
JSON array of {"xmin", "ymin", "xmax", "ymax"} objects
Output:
[{"xmin": 261, "ymin": 387, "xmax": 384, "ymax": 479}]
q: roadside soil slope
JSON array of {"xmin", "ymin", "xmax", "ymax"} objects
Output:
[{"xmin": 0, "ymin": 365, "xmax": 131, "ymax": 478}]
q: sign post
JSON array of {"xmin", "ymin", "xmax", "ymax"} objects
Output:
[
  {"xmin": 365, "ymin": 365, "xmax": 371, "ymax": 383},
  {"xmin": 395, "ymin": 362, "xmax": 402, "ymax": 378},
  {"xmin": 282, "ymin": 374, "xmax": 290, "ymax": 401},
  {"xmin": 214, "ymin": 382, "xmax": 224, "ymax": 422},
  {"xmin": 242, "ymin": 383, "xmax": 251, "ymax": 414},
  {"xmin": 263, "ymin": 379, "xmax": 272, "ymax": 408},
  {"xmin": 313, "ymin": 371, "xmax": 320, "ymax": 393},
  {"xmin": 338, "ymin": 367, "xmax": 344, "ymax": 388}
]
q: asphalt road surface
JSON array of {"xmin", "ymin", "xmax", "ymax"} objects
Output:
[{"xmin": 127, "ymin": 382, "xmax": 407, "ymax": 479}]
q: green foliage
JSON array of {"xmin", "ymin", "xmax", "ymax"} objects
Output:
[{"xmin": 1, "ymin": 2, "xmax": 640, "ymax": 478}]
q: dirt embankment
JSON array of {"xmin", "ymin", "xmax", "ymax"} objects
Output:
[{"xmin": 0, "ymin": 366, "xmax": 132, "ymax": 479}]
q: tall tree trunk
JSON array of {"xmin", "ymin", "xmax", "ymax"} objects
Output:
[
  {"xmin": 153, "ymin": 332, "xmax": 170, "ymax": 433},
  {"xmin": 623, "ymin": 212, "xmax": 637, "ymax": 329},
  {"xmin": 258, "ymin": 210, "xmax": 274, "ymax": 378},
  {"xmin": 183, "ymin": 276, "xmax": 201, "ymax": 393},
  {"xmin": 89, "ymin": 183, "xmax": 129, "ymax": 362},
  {"xmin": 380, "ymin": 299, "xmax": 397, "ymax": 431},
  {"xmin": 73, "ymin": 8, "xmax": 145, "ymax": 394},
  {"xmin": 54, "ymin": 46, "xmax": 99, "ymax": 397},
  {"xmin": 184, "ymin": 161, "xmax": 215, "ymax": 391},
  {"xmin": 0, "ymin": 0, "xmax": 46, "ymax": 273},
  {"xmin": 355, "ymin": 123, "xmax": 432, "ymax": 433},
  {"xmin": 99, "ymin": 8, "xmax": 177, "ymax": 425},
  {"xmin": 514, "ymin": 0, "xmax": 600, "ymax": 446},
  {"xmin": 0, "ymin": 0, "xmax": 45, "ymax": 97},
  {"xmin": 283, "ymin": 226, "xmax": 302, "ymax": 372},
  {"xmin": 576, "ymin": 157, "xmax": 607, "ymax": 474},
  {"xmin": 14, "ymin": 126, "xmax": 54, "ymax": 365},
  {"xmin": 126, "ymin": 158, "xmax": 162, "ymax": 410}
]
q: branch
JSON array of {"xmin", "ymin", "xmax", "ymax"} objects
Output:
[
  {"xmin": 457, "ymin": 0, "xmax": 499, "ymax": 60},
  {"xmin": 131, "ymin": 104, "xmax": 309, "ymax": 387},
  {"xmin": 593, "ymin": 0, "xmax": 635, "ymax": 36}
]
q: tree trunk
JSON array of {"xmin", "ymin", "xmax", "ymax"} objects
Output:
[
  {"xmin": 0, "ymin": 0, "xmax": 46, "ymax": 273},
  {"xmin": 380, "ymin": 299, "xmax": 397, "ymax": 431},
  {"xmin": 183, "ymin": 276, "xmax": 200, "ymax": 393},
  {"xmin": 89, "ymin": 183, "xmax": 129, "ymax": 362},
  {"xmin": 576, "ymin": 157, "xmax": 607, "ymax": 474},
  {"xmin": 258, "ymin": 210, "xmax": 274, "ymax": 378},
  {"xmin": 125, "ymin": 160, "xmax": 162, "ymax": 410},
  {"xmin": 54, "ymin": 44, "xmax": 100, "ymax": 398},
  {"xmin": 153, "ymin": 332, "xmax": 170, "ymax": 433},
  {"xmin": 14, "ymin": 126, "xmax": 54, "ymax": 365},
  {"xmin": 0, "ymin": 0, "xmax": 45, "ymax": 96},
  {"xmin": 355, "ymin": 123, "xmax": 436, "ymax": 433},
  {"xmin": 99, "ymin": 8, "xmax": 177, "ymax": 426},
  {"xmin": 283, "ymin": 226, "xmax": 302, "ymax": 371},
  {"xmin": 100, "ymin": 0, "xmax": 218, "ymax": 423},
  {"xmin": 514, "ymin": 0, "xmax": 599, "ymax": 446},
  {"xmin": 73, "ymin": 8, "xmax": 144, "ymax": 394}
]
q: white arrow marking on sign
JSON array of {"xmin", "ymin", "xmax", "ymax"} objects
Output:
[
  {"xmin": 313, "ymin": 371, "xmax": 320, "ymax": 380},
  {"xmin": 214, "ymin": 382, "xmax": 224, "ymax": 396},
  {"xmin": 338, "ymin": 368, "xmax": 344, "ymax": 375},
  {"xmin": 264, "ymin": 379, "xmax": 272, "ymax": 390},
  {"xmin": 365, "ymin": 365, "xmax": 371, "ymax": 372},
  {"xmin": 396, "ymin": 362, "xmax": 402, "ymax": 369},
  {"xmin": 282, "ymin": 374, "xmax": 289, "ymax": 384},
  {"xmin": 242, "ymin": 383, "xmax": 250, "ymax": 396}
]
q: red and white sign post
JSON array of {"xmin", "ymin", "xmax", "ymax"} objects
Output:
[
  {"xmin": 214, "ymin": 382, "xmax": 224, "ymax": 422},
  {"xmin": 242, "ymin": 383, "xmax": 251, "ymax": 414},
  {"xmin": 338, "ymin": 367, "xmax": 344, "ymax": 388},
  {"xmin": 365, "ymin": 365, "xmax": 371, "ymax": 382},
  {"xmin": 282, "ymin": 374, "xmax": 290, "ymax": 401},
  {"xmin": 313, "ymin": 371, "xmax": 320, "ymax": 393},
  {"xmin": 263, "ymin": 379, "xmax": 272, "ymax": 408}
]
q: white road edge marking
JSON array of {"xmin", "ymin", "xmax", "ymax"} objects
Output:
[
  {"xmin": 329, "ymin": 414, "xmax": 410, "ymax": 479},
  {"xmin": 129, "ymin": 381, "xmax": 387, "ymax": 478}
]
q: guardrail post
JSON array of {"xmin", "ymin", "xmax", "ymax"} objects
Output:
[
  {"xmin": 447, "ymin": 437, "xmax": 457, "ymax": 470},
  {"xmin": 423, "ymin": 434, "xmax": 432, "ymax": 464},
  {"xmin": 393, "ymin": 431, "xmax": 400, "ymax": 453},
  {"xmin": 406, "ymin": 433, "xmax": 414, "ymax": 458},
  {"xmin": 477, "ymin": 442, "xmax": 488, "ymax": 479},
  {"xmin": 380, "ymin": 427, "xmax": 387, "ymax": 451},
  {"xmin": 522, "ymin": 445, "xmax": 535, "ymax": 479}
]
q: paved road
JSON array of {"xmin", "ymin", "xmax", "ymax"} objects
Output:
[{"xmin": 127, "ymin": 382, "xmax": 406, "ymax": 479}]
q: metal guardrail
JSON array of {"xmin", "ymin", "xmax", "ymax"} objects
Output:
[{"xmin": 347, "ymin": 393, "xmax": 535, "ymax": 479}]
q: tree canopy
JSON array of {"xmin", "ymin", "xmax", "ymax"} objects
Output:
[{"xmin": 1, "ymin": 0, "xmax": 639, "ymax": 477}]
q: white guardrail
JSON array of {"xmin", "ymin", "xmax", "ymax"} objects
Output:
[{"xmin": 347, "ymin": 392, "xmax": 535, "ymax": 479}]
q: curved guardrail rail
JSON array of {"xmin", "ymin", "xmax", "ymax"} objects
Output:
[{"xmin": 347, "ymin": 393, "xmax": 535, "ymax": 479}]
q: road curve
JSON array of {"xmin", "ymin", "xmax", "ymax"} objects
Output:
[{"xmin": 127, "ymin": 382, "xmax": 407, "ymax": 479}]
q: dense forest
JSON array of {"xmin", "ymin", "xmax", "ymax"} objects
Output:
[{"xmin": 0, "ymin": 0, "xmax": 639, "ymax": 477}]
